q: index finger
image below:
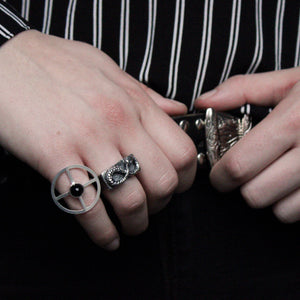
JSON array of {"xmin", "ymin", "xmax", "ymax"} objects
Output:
[{"xmin": 209, "ymin": 106, "xmax": 293, "ymax": 192}]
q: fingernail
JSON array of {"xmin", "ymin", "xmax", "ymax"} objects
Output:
[
  {"xmin": 197, "ymin": 89, "xmax": 218, "ymax": 100},
  {"xmin": 104, "ymin": 238, "xmax": 120, "ymax": 251}
]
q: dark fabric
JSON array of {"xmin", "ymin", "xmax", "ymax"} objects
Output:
[
  {"xmin": 0, "ymin": 1, "xmax": 300, "ymax": 299},
  {"xmin": 157, "ymin": 170, "xmax": 300, "ymax": 299},
  {"xmin": 0, "ymin": 1, "xmax": 30, "ymax": 46},
  {"xmin": 0, "ymin": 159, "xmax": 164, "ymax": 299}
]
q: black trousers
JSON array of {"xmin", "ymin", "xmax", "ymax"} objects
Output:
[
  {"xmin": 1, "ymin": 157, "xmax": 300, "ymax": 299},
  {"xmin": 1, "ymin": 0, "xmax": 300, "ymax": 298}
]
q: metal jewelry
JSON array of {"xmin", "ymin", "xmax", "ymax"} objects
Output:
[
  {"xmin": 51, "ymin": 155, "xmax": 140, "ymax": 214},
  {"xmin": 205, "ymin": 108, "xmax": 252, "ymax": 166},
  {"xmin": 51, "ymin": 165, "xmax": 101, "ymax": 215},
  {"xmin": 100, "ymin": 154, "xmax": 140, "ymax": 189}
]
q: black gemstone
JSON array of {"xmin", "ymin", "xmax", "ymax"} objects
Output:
[{"xmin": 70, "ymin": 183, "xmax": 84, "ymax": 198}]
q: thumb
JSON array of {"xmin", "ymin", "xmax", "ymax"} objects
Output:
[{"xmin": 194, "ymin": 67, "xmax": 300, "ymax": 111}]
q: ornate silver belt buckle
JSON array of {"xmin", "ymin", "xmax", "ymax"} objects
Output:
[
  {"xmin": 175, "ymin": 108, "xmax": 252, "ymax": 168},
  {"xmin": 205, "ymin": 108, "xmax": 252, "ymax": 167}
]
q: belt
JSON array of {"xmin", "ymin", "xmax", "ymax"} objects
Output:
[
  {"xmin": 173, "ymin": 108, "xmax": 252, "ymax": 168},
  {"xmin": 0, "ymin": 108, "xmax": 251, "ymax": 185}
]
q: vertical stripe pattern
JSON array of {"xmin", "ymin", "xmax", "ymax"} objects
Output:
[
  {"xmin": 275, "ymin": 0, "xmax": 285, "ymax": 70},
  {"xmin": 166, "ymin": 0, "xmax": 185, "ymax": 99},
  {"xmin": 42, "ymin": 0, "xmax": 53, "ymax": 34},
  {"xmin": 119, "ymin": 0, "xmax": 130, "ymax": 70},
  {"xmin": 294, "ymin": 9, "xmax": 300, "ymax": 67},
  {"xmin": 219, "ymin": 0, "xmax": 242, "ymax": 84},
  {"xmin": 65, "ymin": 0, "xmax": 77, "ymax": 40},
  {"xmin": 0, "ymin": 0, "xmax": 299, "ymax": 111},
  {"xmin": 21, "ymin": 0, "xmax": 30, "ymax": 21},
  {"xmin": 190, "ymin": 0, "xmax": 214, "ymax": 109},
  {"xmin": 139, "ymin": 0, "xmax": 157, "ymax": 83},
  {"xmin": 93, "ymin": 0, "xmax": 102, "ymax": 49},
  {"xmin": 247, "ymin": 0, "xmax": 263, "ymax": 74}
]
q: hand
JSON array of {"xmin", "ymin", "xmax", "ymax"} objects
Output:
[
  {"xmin": 195, "ymin": 67, "xmax": 300, "ymax": 223},
  {"xmin": 0, "ymin": 30, "xmax": 197, "ymax": 250}
]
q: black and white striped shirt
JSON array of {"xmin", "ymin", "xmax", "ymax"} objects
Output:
[{"xmin": 0, "ymin": 0, "xmax": 299, "ymax": 111}]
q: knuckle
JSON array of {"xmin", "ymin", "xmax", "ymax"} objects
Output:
[
  {"xmin": 227, "ymin": 74, "xmax": 246, "ymax": 86},
  {"xmin": 102, "ymin": 101, "xmax": 128, "ymax": 127},
  {"xmin": 117, "ymin": 188, "xmax": 146, "ymax": 217},
  {"xmin": 174, "ymin": 140, "xmax": 197, "ymax": 171},
  {"xmin": 223, "ymin": 155, "xmax": 246, "ymax": 184},
  {"xmin": 155, "ymin": 169, "xmax": 178, "ymax": 199},
  {"xmin": 125, "ymin": 84, "xmax": 144, "ymax": 99},
  {"xmin": 124, "ymin": 84, "xmax": 152, "ymax": 108}
]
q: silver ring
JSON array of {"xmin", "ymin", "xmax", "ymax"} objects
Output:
[
  {"xmin": 51, "ymin": 155, "xmax": 140, "ymax": 214},
  {"xmin": 124, "ymin": 154, "xmax": 140, "ymax": 175},
  {"xmin": 51, "ymin": 165, "xmax": 101, "ymax": 215},
  {"xmin": 100, "ymin": 154, "xmax": 140, "ymax": 189}
]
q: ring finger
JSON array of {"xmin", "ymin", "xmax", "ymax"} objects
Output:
[{"xmin": 83, "ymin": 143, "xmax": 148, "ymax": 236}]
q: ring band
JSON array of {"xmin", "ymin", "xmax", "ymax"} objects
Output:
[
  {"xmin": 51, "ymin": 165, "xmax": 101, "ymax": 215},
  {"xmin": 100, "ymin": 154, "xmax": 140, "ymax": 189},
  {"xmin": 124, "ymin": 154, "xmax": 140, "ymax": 175},
  {"xmin": 51, "ymin": 154, "xmax": 140, "ymax": 214}
]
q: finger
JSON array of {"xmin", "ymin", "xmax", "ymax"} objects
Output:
[
  {"xmin": 210, "ymin": 111, "xmax": 292, "ymax": 192},
  {"xmin": 194, "ymin": 67, "xmax": 300, "ymax": 110},
  {"xmin": 141, "ymin": 106, "xmax": 197, "ymax": 193},
  {"xmin": 240, "ymin": 148, "xmax": 300, "ymax": 208},
  {"xmin": 83, "ymin": 143, "xmax": 148, "ymax": 236},
  {"xmin": 119, "ymin": 125, "xmax": 179, "ymax": 214},
  {"xmin": 273, "ymin": 188, "xmax": 300, "ymax": 223},
  {"xmin": 138, "ymin": 81, "xmax": 187, "ymax": 116},
  {"xmin": 126, "ymin": 72, "xmax": 187, "ymax": 115},
  {"xmin": 210, "ymin": 83, "xmax": 300, "ymax": 192},
  {"xmin": 49, "ymin": 155, "xmax": 120, "ymax": 251}
]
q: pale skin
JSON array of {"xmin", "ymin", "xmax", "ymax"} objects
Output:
[
  {"xmin": 2, "ymin": 29, "xmax": 299, "ymax": 251},
  {"xmin": 195, "ymin": 67, "xmax": 300, "ymax": 223},
  {"xmin": 0, "ymin": 30, "xmax": 197, "ymax": 250}
]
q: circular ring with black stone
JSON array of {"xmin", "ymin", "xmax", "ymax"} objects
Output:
[{"xmin": 51, "ymin": 165, "xmax": 101, "ymax": 215}]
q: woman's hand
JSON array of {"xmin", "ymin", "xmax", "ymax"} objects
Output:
[
  {"xmin": 0, "ymin": 30, "xmax": 197, "ymax": 250},
  {"xmin": 195, "ymin": 67, "xmax": 300, "ymax": 223}
]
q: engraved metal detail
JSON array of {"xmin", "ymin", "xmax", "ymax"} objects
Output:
[
  {"xmin": 205, "ymin": 108, "xmax": 252, "ymax": 167},
  {"xmin": 124, "ymin": 154, "xmax": 140, "ymax": 175},
  {"xmin": 101, "ymin": 154, "xmax": 140, "ymax": 189}
]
